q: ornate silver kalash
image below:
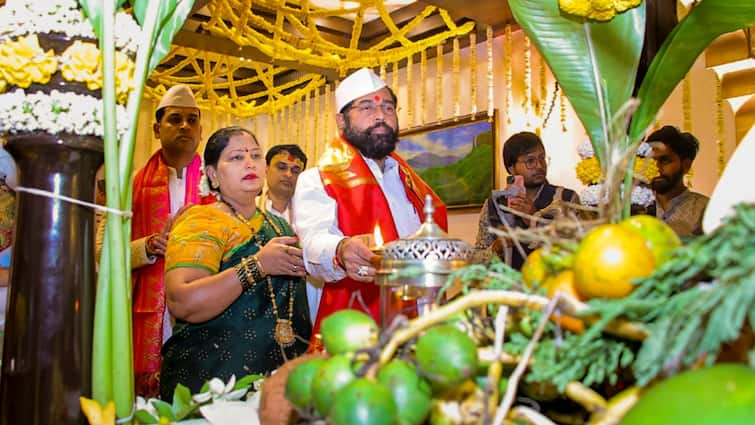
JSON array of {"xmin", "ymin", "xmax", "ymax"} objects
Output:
[{"xmin": 375, "ymin": 195, "xmax": 474, "ymax": 328}]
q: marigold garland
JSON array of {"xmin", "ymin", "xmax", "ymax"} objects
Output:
[
  {"xmin": 324, "ymin": 83, "xmax": 332, "ymax": 143},
  {"xmin": 504, "ymin": 24, "xmax": 513, "ymax": 124},
  {"xmin": 539, "ymin": 54, "xmax": 547, "ymax": 118},
  {"xmin": 682, "ymin": 75, "xmax": 693, "ymax": 187},
  {"xmin": 313, "ymin": 88, "xmax": 320, "ymax": 161},
  {"xmin": 436, "ymin": 43, "xmax": 444, "ymax": 121},
  {"xmin": 560, "ymin": 83, "xmax": 567, "ymax": 132},
  {"xmin": 524, "ymin": 34, "xmax": 532, "ymax": 126},
  {"xmin": 558, "ymin": 0, "xmax": 642, "ymax": 21},
  {"xmin": 715, "ymin": 75, "xmax": 726, "ymax": 175},
  {"xmin": 392, "ymin": 60, "xmax": 399, "ymax": 100},
  {"xmin": 406, "ymin": 53, "xmax": 414, "ymax": 127},
  {"xmin": 470, "ymin": 32, "xmax": 478, "ymax": 116},
  {"xmin": 486, "ymin": 25, "xmax": 494, "ymax": 120},
  {"xmin": 420, "ymin": 49, "xmax": 427, "ymax": 124},
  {"xmin": 453, "ymin": 37, "xmax": 461, "ymax": 119}
]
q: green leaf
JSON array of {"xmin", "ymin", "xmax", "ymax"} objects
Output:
[
  {"xmin": 134, "ymin": 409, "xmax": 159, "ymax": 424},
  {"xmin": 234, "ymin": 374, "xmax": 264, "ymax": 391},
  {"xmin": 147, "ymin": 0, "xmax": 196, "ymax": 75},
  {"xmin": 629, "ymin": 0, "xmax": 755, "ymax": 140},
  {"xmin": 172, "ymin": 384, "xmax": 193, "ymax": 412},
  {"xmin": 151, "ymin": 400, "xmax": 176, "ymax": 421},
  {"xmin": 508, "ymin": 0, "xmax": 645, "ymax": 164}
]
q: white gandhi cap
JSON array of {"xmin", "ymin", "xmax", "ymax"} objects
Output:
[
  {"xmin": 156, "ymin": 84, "xmax": 199, "ymax": 112},
  {"xmin": 335, "ymin": 68, "xmax": 387, "ymax": 113}
]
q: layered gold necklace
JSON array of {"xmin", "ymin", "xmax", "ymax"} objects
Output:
[{"xmin": 221, "ymin": 200, "xmax": 297, "ymax": 348}]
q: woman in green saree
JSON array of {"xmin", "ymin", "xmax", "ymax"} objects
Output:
[{"xmin": 160, "ymin": 126, "xmax": 312, "ymax": 399}]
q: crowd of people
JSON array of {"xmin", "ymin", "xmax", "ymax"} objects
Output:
[{"xmin": 0, "ymin": 67, "xmax": 711, "ymax": 399}]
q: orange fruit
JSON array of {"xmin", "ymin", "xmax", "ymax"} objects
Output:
[
  {"xmin": 542, "ymin": 270, "xmax": 585, "ymax": 333},
  {"xmin": 573, "ymin": 224, "xmax": 655, "ymax": 300},
  {"xmin": 620, "ymin": 215, "xmax": 680, "ymax": 267},
  {"xmin": 521, "ymin": 248, "xmax": 548, "ymax": 288}
]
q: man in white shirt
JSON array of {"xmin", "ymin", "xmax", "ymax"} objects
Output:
[
  {"xmin": 293, "ymin": 68, "xmax": 447, "ymax": 346},
  {"xmin": 97, "ymin": 84, "xmax": 204, "ymax": 397},
  {"xmin": 258, "ymin": 144, "xmax": 322, "ymax": 323}
]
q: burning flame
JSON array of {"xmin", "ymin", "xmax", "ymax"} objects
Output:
[{"xmin": 373, "ymin": 224, "xmax": 384, "ymax": 248}]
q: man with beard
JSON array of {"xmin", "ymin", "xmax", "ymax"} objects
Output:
[
  {"xmin": 474, "ymin": 131, "xmax": 579, "ymax": 269},
  {"xmin": 293, "ymin": 68, "xmax": 447, "ymax": 343},
  {"xmin": 646, "ymin": 125, "xmax": 709, "ymax": 237}
]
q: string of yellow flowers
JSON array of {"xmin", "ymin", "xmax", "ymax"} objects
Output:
[
  {"xmin": 539, "ymin": 54, "xmax": 547, "ymax": 118},
  {"xmin": 487, "ymin": 25, "xmax": 494, "ymax": 121},
  {"xmin": 407, "ymin": 53, "xmax": 414, "ymax": 127},
  {"xmin": 559, "ymin": 84, "xmax": 567, "ymax": 132},
  {"xmin": 576, "ymin": 156, "xmax": 658, "ymax": 186},
  {"xmin": 682, "ymin": 74, "xmax": 693, "ymax": 186},
  {"xmin": 682, "ymin": 74, "xmax": 692, "ymax": 132},
  {"xmin": 437, "ymin": 43, "xmax": 444, "ymax": 121},
  {"xmin": 453, "ymin": 37, "xmax": 461, "ymax": 120},
  {"xmin": 379, "ymin": 63, "xmax": 387, "ymax": 84},
  {"xmin": 324, "ymin": 83, "xmax": 332, "ymax": 146},
  {"xmin": 505, "ymin": 24, "xmax": 512, "ymax": 124},
  {"xmin": 304, "ymin": 91, "xmax": 311, "ymax": 158},
  {"xmin": 715, "ymin": 74, "xmax": 726, "ymax": 175},
  {"xmin": 558, "ymin": 0, "xmax": 642, "ymax": 21},
  {"xmin": 470, "ymin": 31, "xmax": 477, "ymax": 116},
  {"xmin": 524, "ymin": 34, "xmax": 532, "ymax": 127},
  {"xmin": 420, "ymin": 49, "xmax": 427, "ymax": 124},
  {"xmin": 392, "ymin": 61, "xmax": 400, "ymax": 101},
  {"xmin": 313, "ymin": 88, "xmax": 320, "ymax": 161}
]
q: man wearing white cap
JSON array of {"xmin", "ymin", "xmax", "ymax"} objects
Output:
[
  {"xmin": 293, "ymin": 68, "xmax": 447, "ymax": 347},
  {"xmin": 97, "ymin": 84, "xmax": 204, "ymax": 397}
]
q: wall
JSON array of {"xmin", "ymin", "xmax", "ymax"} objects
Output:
[{"xmin": 132, "ymin": 28, "xmax": 738, "ymax": 244}]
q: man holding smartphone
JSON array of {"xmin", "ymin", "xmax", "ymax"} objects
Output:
[{"xmin": 475, "ymin": 131, "xmax": 579, "ymax": 269}]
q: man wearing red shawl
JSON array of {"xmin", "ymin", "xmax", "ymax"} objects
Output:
[
  {"xmin": 293, "ymin": 68, "xmax": 447, "ymax": 349},
  {"xmin": 98, "ymin": 84, "xmax": 204, "ymax": 397}
]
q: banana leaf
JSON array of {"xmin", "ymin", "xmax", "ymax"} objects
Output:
[
  {"xmin": 628, "ymin": 0, "xmax": 755, "ymax": 141},
  {"xmin": 508, "ymin": 0, "xmax": 645, "ymax": 165}
]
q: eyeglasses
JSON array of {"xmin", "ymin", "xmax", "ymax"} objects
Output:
[
  {"xmin": 348, "ymin": 101, "xmax": 397, "ymax": 116},
  {"xmin": 516, "ymin": 155, "xmax": 549, "ymax": 169}
]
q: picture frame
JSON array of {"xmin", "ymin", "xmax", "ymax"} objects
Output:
[{"xmin": 397, "ymin": 111, "xmax": 497, "ymax": 209}]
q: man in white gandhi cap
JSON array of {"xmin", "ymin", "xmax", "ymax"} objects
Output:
[
  {"xmin": 97, "ymin": 84, "xmax": 204, "ymax": 397},
  {"xmin": 293, "ymin": 67, "xmax": 448, "ymax": 349}
]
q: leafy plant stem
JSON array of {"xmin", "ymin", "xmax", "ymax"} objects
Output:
[{"xmin": 584, "ymin": 24, "xmax": 608, "ymax": 165}]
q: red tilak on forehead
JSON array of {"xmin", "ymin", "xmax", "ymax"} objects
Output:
[
  {"xmin": 373, "ymin": 95, "xmax": 381, "ymax": 102},
  {"xmin": 287, "ymin": 154, "xmax": 296, "ymax": 162}
]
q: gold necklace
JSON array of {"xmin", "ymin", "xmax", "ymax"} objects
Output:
[{"xmin": 220, "ymin": 200, "xmax": 297, "ymax": 347}]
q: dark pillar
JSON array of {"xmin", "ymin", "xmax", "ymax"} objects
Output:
[{"xmin": 1, "ymin": 132, "xmax": 103, "ymax": 425}]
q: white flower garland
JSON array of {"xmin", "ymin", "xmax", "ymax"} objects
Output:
[
  {"xmin": 0, "ymin": 0, "xmax": 141, "ymax": 54},
  {"xmin": 579, "ymin": 183, "xmax": 655, "ymax": 208},
  {"xmin": 0, "ymin": 89, "xmax": 129, "ymax": 139},
  {"xmin": 577, "ymin": 140, "xmax": 656, "ymax": 207}
]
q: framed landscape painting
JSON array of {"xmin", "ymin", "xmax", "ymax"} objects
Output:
[{"xmin": 397, "ymin": 112, "xmax": 497, "ymax": 209}]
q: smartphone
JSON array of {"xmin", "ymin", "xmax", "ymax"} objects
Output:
[{"xmin": 506, "ymin": 175, "xmax": 524, "ymax": 206}]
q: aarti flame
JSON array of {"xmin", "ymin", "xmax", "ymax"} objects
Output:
[{"xmin": 373, "ymin": 224, "xmax": 384, "ymax": 248}]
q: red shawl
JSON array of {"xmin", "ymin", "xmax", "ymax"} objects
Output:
[{"xmin": 131, "ymin": 150, "xmax": 202, "ymax": 395}]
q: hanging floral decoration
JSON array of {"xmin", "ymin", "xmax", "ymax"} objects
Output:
[
  {"xmin": 576, "ymin": 139, "xmax": 657, "ymax": 207},
  {"xmin": 715, "ymin": 74, "xmax": 726, "ymax": 175},
  {"xmin": 0, "ymin": 0, "xmax": 137, "ymax": 137},
  {"xmin": 559, "ymin": 0, "xmax": 642, "ymax": 21}
]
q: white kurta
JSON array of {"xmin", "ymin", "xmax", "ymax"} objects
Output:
[{"xmin": 292, "ymin": 154, "xmax": 421, "ymax": 283}]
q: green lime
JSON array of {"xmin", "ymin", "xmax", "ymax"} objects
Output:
[
  {"xmin": 284, "ymin": 357, "xmax": 326, "ymax": 411},
  {"xmin": 328, "ymin": 378, "xmax": 397, "ymax": 425},
  {"xmin": 310, "ymin": 354, "xmax": 357, "ymax": 417},
  {"xmin": 320, "ymin": 309, "xmax": 378, "ymax": 355},
  {"xmin": 377, "ymin": 359, "xmax": 432, "ymax": 425},
  {"xmin": 620, "ymin": 215, "xmax": 681, "ymax": 266},
  {"xmin": 416, "ymin": 325, "xmax": 478, "ymax": 391},
  {"xmin": 620, "ymin": 364, "xmax": 755, "ymax": 425}
]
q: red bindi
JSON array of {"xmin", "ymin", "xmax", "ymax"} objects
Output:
[
  {"xmin": 373, "ymin": 95, "xmax": 381, "ymax": 102},
  {"xmin": 287, "ymin": 154, "xmax": 296, "ymax": 162}
]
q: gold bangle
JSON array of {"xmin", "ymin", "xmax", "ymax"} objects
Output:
[
  {"xmin": 335, "ymin": 237, "xmax": 348, "ymax": 270},
  {"xmin": 235, "ymin": 257, "xmax": 255, "ymax": 291},
  {"xmin": 247, "ymin": 255, "xmax": 265, "ymax": 282}
]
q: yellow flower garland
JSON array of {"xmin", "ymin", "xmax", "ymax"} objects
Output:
[
  {"xmin": 558, "ymin": 0, "xmax": 641, "ymax": 21},
  {"xmin": 577, "ymin": 155, "xmax": 658, "ymax": 186},
  {"xmin": 0, "ymin": 35, "xmax": 57, "ymax": 91}
]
